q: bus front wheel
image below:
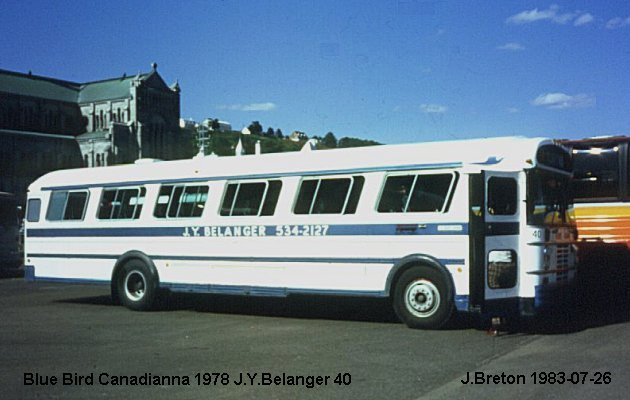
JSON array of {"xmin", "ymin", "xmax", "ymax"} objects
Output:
[
  {"xmin": 116, "ymin": 259, "xmax": 159, "ymax": 311},
  {"xmin": 393, "ymin": 266, "xmax": 454, "ymax": 329}
]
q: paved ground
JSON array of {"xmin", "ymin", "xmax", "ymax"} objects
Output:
[{"xmin": 1, "ymin": 264, "xmax": 630, "ymax": 400}]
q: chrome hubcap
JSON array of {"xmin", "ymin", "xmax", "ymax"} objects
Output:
[
  {"xmin": 124, "ymin": 271, "xmax": 146, "ymax": 301},
  {"xmin": 405, "ymin": 279, "xmax": 440, "ymax": 318}
]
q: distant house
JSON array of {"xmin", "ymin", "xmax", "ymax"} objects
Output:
[
  {"xmin": 241, "ymin": 127, "xmax": 252, "ymax": 135},
  {"xmin": 0, "ymin": 63, "xmax": 181, "ymax": 205},
  {"xmin": 202, "ymin": 118, "xmax": 231, "ymax": 132},
  {"xmin": 180, "ymin": 118, "xmax": 197, "ymax": 129},
  {"xmin": 289, "ymin": 131, "xmax": 307, "ymax": 142}
]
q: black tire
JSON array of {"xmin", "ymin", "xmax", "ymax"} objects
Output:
[
  {"xmin": 116, "ymin": 259, "xmax": 159, "ymax": 311},
  {"xmin": 393, "ymin": 265, "xmax": 454, "ymax": 329}
]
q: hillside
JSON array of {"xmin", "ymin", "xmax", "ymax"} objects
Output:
[{"xmin": 189, "ymin": 130, "xmax": 381, "ymax": 157}]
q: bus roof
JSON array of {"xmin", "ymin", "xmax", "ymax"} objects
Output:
[{"xmin": 29, "ymin": 136, "xmax": 560, "ymax": 191}]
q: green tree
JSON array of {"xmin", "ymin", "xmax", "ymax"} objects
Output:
[
  {"xmin": 323, "ymin": 131, "xmax": 338, "ymax": 148},
  {"xmin": 265, "ymin": 127, "xmax": 275, "ymax": 137},
  {"xmin": 275, "ymin": 128, "xmax": 284, "ymax": 138},
  {"xmin": 338, "ymin": 137, "xmax": 381, "ymax": 148},
  {"xmin": 248, "ymin": 121, "xmax": 263, "ymax": 135}
]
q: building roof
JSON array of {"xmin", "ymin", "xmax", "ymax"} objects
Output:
[
  {"xmin": 0, "ymin": 69, "xmax": 79, "ymax": 102},
  {"xmin": 77, "ymin": 73, "xmax": 148, "ymax": 104},
  {"xmin": 0, "ymin": 67, "xmax": 167, "ymax": 104}
]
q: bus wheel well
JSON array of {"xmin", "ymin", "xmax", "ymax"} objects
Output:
[
  {"xmin": 111, "ymin": 251, "xmax": 160, "ymax": 309},
  {"xmin": 387, "ymin": 255, "xmax": 454, "ymax": 298},
  {"xmin": 388, "ymin": 256, "xmax": 456, "ymax": 329}
]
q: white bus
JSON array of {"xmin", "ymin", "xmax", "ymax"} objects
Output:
[{"xmin": 24, "ymin": 137, "xmax": 576, "ymax": 329}]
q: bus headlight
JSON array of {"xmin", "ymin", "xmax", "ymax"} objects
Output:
[{"xmin": 488, "ymin": 250, "xmax": 517, "ymax": 289}]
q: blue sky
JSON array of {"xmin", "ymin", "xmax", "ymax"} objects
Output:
[{"xmin": 1, "ymin": 1, "xmax": 629, "ymax": 144}]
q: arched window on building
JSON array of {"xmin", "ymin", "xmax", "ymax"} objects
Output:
[{"xmin": 96, "ymin": 153, "xmax": 101, "ymax": 167}]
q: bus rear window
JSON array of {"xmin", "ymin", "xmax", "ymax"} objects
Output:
[{"xmin": 98, "ymin": 187, "xmax": 146, "ymax": 220}]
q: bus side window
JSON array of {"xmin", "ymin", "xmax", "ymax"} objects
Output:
[
  {"xmin": 407, "ymin": 175, "xmax": 452, "ymax": 212},
  {"xmin": 46, "ymin": 191, "xmax": 89, "ymax": 221},
  {"xmin": 378, "ymin": 174, "xmax": 453, "ymax": 213},
  {"xmin": 220, "ymin": 180, "xmax": 282, "ymax": 217},
  {"xmin": 157, "ymin": 185, "xmax": 209, "ymax": 218},
  {"xmin": 154, "ymin": 186, "xmax": 174, "ymax": 218},
  {"xmin": 232, "ymin": 182, "xmax": 267, "ymax": 216},
  {"xmin": 26, "ymin": 199, "xmax": 41, "ymax": 223},
  {"xmin": 344, "ymin": 176, "xmax": 364, "ymax": 214},
  {"xmin": 294, "ymin": 176, "xmax": 363, "ymax": 215},
  {"xmin": 487, "ymin": 177, "xmax": 517, "ymax": 215},
  {"xmin": 97, "ymin": 187, "xmax": 145, "ymax": 220},
  {"xmin": 64, "ymin": 192, "xmax": 88, "ymax": 220},
  {"xmin": 46, "ymin": 191, "xmax": 68, "ymax": 220},
  {"xmin": 312, "ymin": 178, "xmax": 351, "ymax": 214},
  {"xmin": 261, "ymin": 181, "xmax": 282, "ymax": 216},
  {"xmin": 377, "ymin": 176, "xmax": 414, "ymax": 213}
]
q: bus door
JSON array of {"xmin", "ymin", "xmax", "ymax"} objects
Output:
[{"xmin": 483, "ymin": 172, "xmax": 521, "ymax": 302}]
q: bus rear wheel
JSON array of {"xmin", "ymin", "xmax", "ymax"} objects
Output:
[
  {"xmin": 393, "ymin": 266, "xmax": 454, "ymax": 329},
  {"xmin": 116, "ymin": 259, "xmax": 158, "ymax": 311}
]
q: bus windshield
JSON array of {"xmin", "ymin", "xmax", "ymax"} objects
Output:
[{"xmin": 527, "ymin": 169, "xmax": 573, "ymax": 226}]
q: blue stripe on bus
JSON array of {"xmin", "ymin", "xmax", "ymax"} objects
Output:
[
  {"xmin": 31, "ymin": 276, "xmax": 110, "ymax": 285},
  {"xmin": 160, "ymin": 283, "xmax": 388, "ymax": 297},
  {"xmin": 27, "ymin": 253, "xmax": 465, "ymax": 266},
  {"xmin": 26, "ymin": 223, "xmax": 469, "ymax": 238},
  {"xmin": 40, "ymin": 161, "xmax": 466, "ymax": 191},
  {"xmin": 28, "ymin": 276, "xmax": 472, "ymax": 306}
]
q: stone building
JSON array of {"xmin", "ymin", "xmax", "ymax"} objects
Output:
[{"xmin": 0, "ymin": 63, "xmax": 181, "ymax": 205}]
